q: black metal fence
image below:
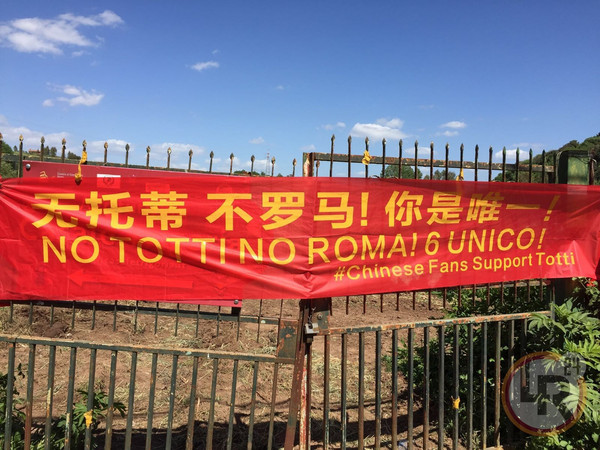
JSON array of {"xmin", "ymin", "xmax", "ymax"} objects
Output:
[{"xmin": 1, "ymin": 132, "xmax": 582, "ymax": 449}]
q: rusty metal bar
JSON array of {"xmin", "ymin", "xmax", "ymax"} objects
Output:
[
  {"xmin": 165, "ymin": 354, "xmax": 179, "ymax": 449},
  {"xmin": 247, "ymin": 360, "xmax": 260, "ymax": 448},
  {"xmin": 285, "ymin": 299, "xmax": 311, "ymax": 449},
  {"xmin": 358, "ymin": 332, "xmax": 365, "ymax": 449},
  {"xmin": 3, "ymin": 343, "xmax": 15, "ymax": 450},
  {"xmin": 104, "ymin": 350, "xmax": 118, "ymax": 450},
  {"xmin": 494, "ymin": 322, "xmax": 501, "ymax": 447},
  {"xmin": 507, "ymin": 319, "xmax": 515, "ymax": 443},
  {"xmin": 467, "ymin": 324, "xmax": 473, "ymax": 449},
  {"xmin": 323, "ymin": 310, "xmax": 550, "ymax": 335},
  {"xmin": 392, "ymin": 329, "xmax": 399, "ymax": 449},
  {"xmin": 474, "ymin": 144, "xmax": 479, "ymax": 182},
  {"xmin": 297, "ymin": 149, "xmax": 554, "ymax": 175},
  {"xmin": 267, "ymin": 363, "xmax": 279, "ymax": 450},
  {"xmin": 347, "ymin": 136, "xmax": 352, "ymax": 177},
  {"xmin": 341, "ymin": 333, "xmax": 348, "ymax": 449},
  {"xmin": 226, "ymin": 360, "xmax": 239, "ymax": 450},
  {"xmin": 206, "ymin": 358, "xmax": 219, "ymax": 448},
  {"xmin": 124, "ymin": 352, "xmax": 137, "ymax": 449},
  {"xmin": 423, "ymin": 327, "xmax": 430, "ymax": 449},
  {"xmin": 452, "ymin": 325, "xmax": 459, "ymax": 450},
  {"xmin": 375, "ymin": 330, "xmax": 382, "ymax": 448},
  {"xmin": 186, "ymin": 356, "xmax": 200, "ymax": 450},
  {"xmin": 24, "ymin": 344, "xmax": 35, "ymax": 448},
  {"xmin": 45, "ymin": 345, "xmax": 57, "ymax": 450},
  {"xmin": 64, "ymin": 347, "xmax": 77, "ymax": 450},
  {"xmin": 323, "ymin": 334, "xmax": 330, "ymax": 448},
  {"xmin": 437, "ymin": 325, "xmax": 445, "ymax": 450},
  {"xmin": 481, "ymin": 322, "xmax": 488, "ymax": 450},
  {"xmin": 407, "ymin": 327, "xmax": 414, "ymax": 449},
  {"xmin": 145, "ymin": 353, "xmax": 158, "ymax": 450}
]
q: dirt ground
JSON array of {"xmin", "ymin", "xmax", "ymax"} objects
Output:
[{"xmin": 0, "ymin": 293, "xmax": 456, "ymax": 449}]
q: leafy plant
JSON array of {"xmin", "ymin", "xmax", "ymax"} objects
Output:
[
  {"xmin": 0, "ymin": 365, "xmax": 26, "ymax": 449},
  {"xmin": 526, "ymin": 298, "xmax": 600, "ymax": 449},
  {"xmin": 0, "ymin": 374, "xmax": 125, "ymax": 449},
  {"xmin": 384, "ymin": 284, "xmax": 551, "ymax": 445}
]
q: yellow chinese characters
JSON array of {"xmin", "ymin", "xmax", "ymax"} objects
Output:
[
  {"xmin": 86, "ymin": 191, "xmax": 134, "ymax": 229},
  {"xmin": 385, "ymin": 191, "xmax": 423, "ymax": 227},
  {"xmin": 314, "ymin": 192, "xmax": 354, "ymax": 229},
  {"xmin": 467, "ymin": 192, "xmax": 504, "ymax": 223},
  {"xmin": 206, "ymin": 193, "xmax": 252, "ymax": 231},
  {"xmin": 261, "ymin": 192, "xmax": 304, "ymax": 230},
  {"xmin": 141, "ymin": 191, "xmax": 188, "ymax": 231},
  {"xmin": 32, "ymin": 193, "xmax": 79, "ymax": 228}
]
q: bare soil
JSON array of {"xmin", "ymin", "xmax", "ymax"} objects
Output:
[{"xmin": 0, "ymin": 292, "xmax": 457, "ymax": 449}]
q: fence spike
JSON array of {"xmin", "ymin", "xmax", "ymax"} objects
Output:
[
  {"xmin": 40, "ymin": 136, "xmax": 45, "ymax": 162},
  {"xmin": 188, "ymin": 149, "xmax": 193, "ymax": 172},
  {"xmin": 146, "ymin": 146, "xmax": 151, "ymax": 168},
  {"xmin": 167, "ymin": 147, "xmax": 172, "ymax": 169}
]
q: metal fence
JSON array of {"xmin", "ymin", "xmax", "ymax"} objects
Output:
[{"xmin": 1, "ymin": 132, "xmax": 581, "ymax": 449}]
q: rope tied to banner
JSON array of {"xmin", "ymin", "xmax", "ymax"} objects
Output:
[{"xmin": 75, "ymin": 141, "xmax": 88, "ymax": 184}]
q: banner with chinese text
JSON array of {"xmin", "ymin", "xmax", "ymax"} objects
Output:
[{"xmin": 1, "ymin": 175, "xmax": 599, "ymax": 303}]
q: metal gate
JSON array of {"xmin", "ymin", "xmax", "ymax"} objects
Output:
[{"xmin": 1, "ymin": 132, "xmax": 586, "ymax": 449}]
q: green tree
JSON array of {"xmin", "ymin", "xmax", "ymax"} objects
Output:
[
  {"xmin": 424, "ymin": 169, "xmax": 457, "ymax": 180},
  {"xmin": 43, "ymin": 146, "xmax": 58, "ymax": 157},
  {"xmin": 494, "ymin": 134, "xmax": 600, "ymax": 183},
  {"xmin": 1, "ymin": 142, "xmax": 13, "ymax": 155},
  {"xmin": 381, "ymin": 164, "xmax": 423, "ymax": 179}
]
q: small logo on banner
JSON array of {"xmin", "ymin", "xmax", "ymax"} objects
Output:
[
  {"xmin": 97, "ymin": 174, "xmax": 121, "ymax": 189},
  {"xmin": 502, "ymin": 351, "xmax": 586, "ymax": 436}
]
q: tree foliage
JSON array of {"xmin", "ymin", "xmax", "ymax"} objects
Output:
[
  {"xmin": 496, "ymin": 134, "xmax": 600, "ymax": 183},
  {"xmin": 381, "ymin": 163, "xmax": 423, "ymax": 179}
]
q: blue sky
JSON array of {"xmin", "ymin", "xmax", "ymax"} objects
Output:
[{"xmin": 1, "ymin": 1, "xmax": 598, "ymax": 176}]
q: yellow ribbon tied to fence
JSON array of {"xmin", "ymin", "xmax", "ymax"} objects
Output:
[
  {"xmin": 75, "ymin": 147, "xmax": 88, "ymax": 184},
  {"xmin": 362, "ymin": 149, "xmax": 371, "ymax": 165},
  {"xmin": 451, "ymin": 396, "xmax": 461, "ymax": 409},
  {"xmin": 84, "ymin": 410, "xmax": 93, "ymax": 428}
]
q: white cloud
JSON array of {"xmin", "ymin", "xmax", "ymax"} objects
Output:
[
  {"xmin": 494, "ymin": 143, "xmax": 544, "ymax": 162},
  {"xmin": 439, "ymin": 130, "xmax": 459, "ymax": 137},
  {"xmin": 350, "ymin": 117, "xmax": 408, "ymax": 141},
  {"xmin": 441, "ymin": 121, "xmax": 467, "ymax": 129},
  {"xmin": 301, "ymin": 144, "xmax": 316, "ymax": 152},
  {"xmin": 45, "ymin": 84, "xmax": 104, "ymax": 107},
  {"xmin": 321, "ymin": 122, "xmax": 346, "ymax": 131},
  {"xmin": 0, "ymin": 10, "xmax": 123, "ymax": 55},
  {"xmin": 0, "ymin": 116, "xmax": 69, "ymax": 150},
  {"xmin": 249, "ymin": 137, "xmax": 265, "ymax": 145},
  {"xmin": 86, "ymin": 139, "xmax": 131, "ymax": 156},
  {"xmin": 275, "ymin": 85, "xmax": 285, "ymax": 90},
  {"xmin": 191, "ymin": 61, "xmax": 219, "ymax": 72}
]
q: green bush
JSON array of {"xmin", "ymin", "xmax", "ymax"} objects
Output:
[
  {"xmin": 0, "ymin": 373, "xmax": 125, "ymax": 449},
  {"xmin": 526, "ymin": 297, "xmax": 600, "ymax": 449}
]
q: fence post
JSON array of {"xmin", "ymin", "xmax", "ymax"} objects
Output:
[
  {"xmin": 553, "ymin": 149, "xmax": 592, "ymax": 303},
  {"xmin": 284, "ymin": 299, "xmax": 312, "ymax": 449}
]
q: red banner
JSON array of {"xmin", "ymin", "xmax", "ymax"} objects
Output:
[{"xmin": 1, "ymin": 175, "xmax": 599, "ymax": 303}]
